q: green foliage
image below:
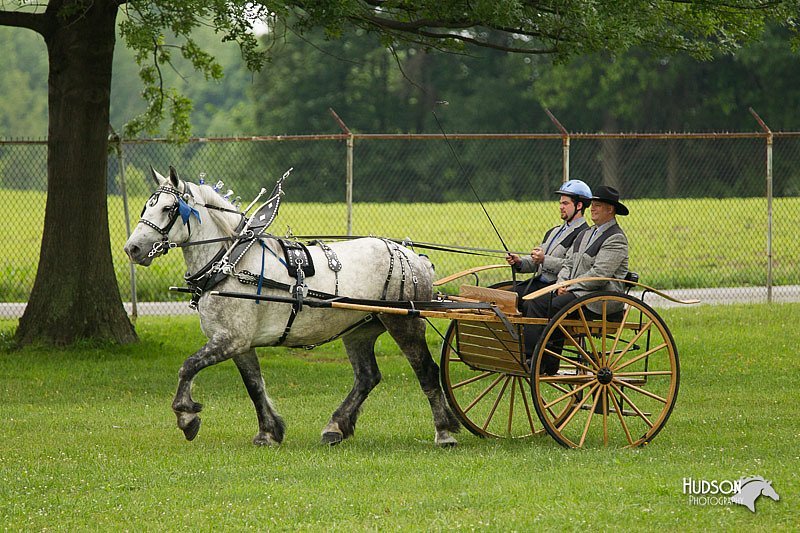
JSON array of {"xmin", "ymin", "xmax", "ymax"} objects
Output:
[
  {"xmin": 1, "ymin": 304, "xmax": 799, "ymax": 529},
  {"xmin": 90, "ymin": 0, "xmax": 800, "ymax": 139},
  {"xmin": 0, "ymin": 28, "xmax": 47, "ymax": 138},
  {"xmin": 117, "ymin": 1, "xmax": 267, "ymax": 140},
  {"xmin": 536, "ymin": 24, "xmax": 800, "ymax": 133}
]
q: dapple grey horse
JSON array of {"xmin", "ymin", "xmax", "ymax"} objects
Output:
[{"xmin": 123, "ymin": 168, "xmax": 460, "ymax": 447}]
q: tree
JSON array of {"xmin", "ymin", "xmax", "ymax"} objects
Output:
[{"xmin": 0, "ymin": 1, "xmax": 796, "ymax": 345}]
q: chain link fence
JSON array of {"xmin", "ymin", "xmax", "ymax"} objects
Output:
[{"xmin": 2, "ymin": 126, "xmax": 799, "ymax": 318}]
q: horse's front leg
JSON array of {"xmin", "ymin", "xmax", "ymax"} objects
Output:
[
  {"xmin": 172, "ymin": 333, "xmax": 243, "ymax": 441},
  {"xmin": 233, "ymin": 349, "xmax": 285, "ymax": 446}
]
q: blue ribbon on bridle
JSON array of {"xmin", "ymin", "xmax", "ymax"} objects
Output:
[{"xmin": 178, "ymin": 197, "xmax": 201, "ymax": 225}]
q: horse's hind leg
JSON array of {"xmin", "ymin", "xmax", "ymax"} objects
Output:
[
  {"xmin": 233, "ymin": 349, "xmax": 285, "ymax": 446},
  {"xmin": 322, "ymin": 321, "xmax": 385, "ymax": 445},
  {"xmin": 379, "ymin": 315, "xmax": 461, "ymax": 447}
]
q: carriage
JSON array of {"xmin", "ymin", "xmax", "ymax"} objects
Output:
[
  {"xmin": 125, "ymin": 167, "xmax": 696, "ymax": 449},
  {"xmin": 425, "ymin": 267, "xmax": 693, "ymax": 448}
]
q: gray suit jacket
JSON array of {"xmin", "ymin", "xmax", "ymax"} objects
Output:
[
  {"xmin": 558, "ymin": 220, "xmax": 629, "ymax": 313},
  {"xmin": 516, "ymin": 218, "xmax": 589, "ymax": 282}
]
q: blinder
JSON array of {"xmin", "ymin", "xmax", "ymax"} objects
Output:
[{"xmin": 139, "ymin": 186, "xmax": 192, "ymax": 258}]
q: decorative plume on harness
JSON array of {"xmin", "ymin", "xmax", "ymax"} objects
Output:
[{"xmin": 182, "ymin": 168, "xmax": 293, "ymax": 310}]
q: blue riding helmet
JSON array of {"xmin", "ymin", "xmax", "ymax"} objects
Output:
[{"xmin": 554, "ymin": 179, "xmax": 592, "ymax": 202}]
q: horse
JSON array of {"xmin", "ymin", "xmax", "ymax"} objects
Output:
[
  {"xmin": 730, "ymin": 476, "xmax": 780, "ymax": 512},
  {"xmin": 123, "ymin": 167, "xmax": 461, "ymax": 447}
]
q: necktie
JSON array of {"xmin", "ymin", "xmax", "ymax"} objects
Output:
[
  {"xmin": 544, "ymin": 224, "xmax": 567, "ymax": 254},
  {"xmin": 587, "ymin": 227, "xmax": 598, "ymax": 245}
]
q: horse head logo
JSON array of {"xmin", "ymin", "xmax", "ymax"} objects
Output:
[{"xmin": 730, "ymin": 476, "xmax": 780, "ymax": 513}]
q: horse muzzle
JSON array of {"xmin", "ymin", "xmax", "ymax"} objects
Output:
[{"xmin": 124, "ymin": 241, "xmax": 156, "ymax": 266}]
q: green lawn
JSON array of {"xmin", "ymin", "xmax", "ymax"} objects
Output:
[
  {"xmin": 2, "ymin": 188, "xmax": 799, "ymax": 302},
  {"xmin": 1, "ymin": 303, "xmax": 797, "ymax": 530}
]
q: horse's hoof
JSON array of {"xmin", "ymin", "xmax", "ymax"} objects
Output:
[
  {"xmin": 183, "ymin": 417, "xmax": 201, "ymax": 441},
  {"xmin": 321, "ymin": 431, "xmax": 344, "ymax": 446},
  {"xmin": 435, "ymin": 432, "xmax": 458, "ymax": 448},
  {"xmin": 253, "ymin": 433, "xmax": 278, "ymax": 447}
]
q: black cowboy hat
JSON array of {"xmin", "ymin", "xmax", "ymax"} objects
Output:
[{"xmin": 591, "ymin": 185, "xmax": 629, "ymax": 216}]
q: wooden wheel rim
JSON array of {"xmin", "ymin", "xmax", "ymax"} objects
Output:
[
  {"xmin": 440, "ymin": 321, "xmax": 542, "ymax": 439},
  {"xmin": 530, "ymin": 292, "xmax": 680, "ymax": 448}
]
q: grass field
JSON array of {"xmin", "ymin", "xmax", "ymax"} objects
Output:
[
  {"xmin": 2, "ymin": 188, "xmax": 799, "ymax": 302},
  {"xmin": 1, "ymin": 303, "xmax": 798, "ymax": 530}
]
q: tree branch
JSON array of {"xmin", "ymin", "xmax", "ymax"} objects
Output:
[
  {"xmin": 0, "ymin": 9, "xmax": 48, "ymax": 34},
  {"xmin": 357, "ymin": 13, "xmax": 560, "ymax": 54}
]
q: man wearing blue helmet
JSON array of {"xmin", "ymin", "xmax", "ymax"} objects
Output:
[
  {"xmin": 523, "ymin": 185, "xmax": 631, "ymax": 375},
  {"xmin": 506, "ymin": 179, "xmax": 592, "ymax": 302}
]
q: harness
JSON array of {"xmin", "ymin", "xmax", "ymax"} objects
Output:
[{"xmin": 141, "ymin": 181, "xmax": 421, "ymax": 349}]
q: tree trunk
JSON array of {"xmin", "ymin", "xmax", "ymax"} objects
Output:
[{"xmin": 15, "ymin": 2, "xmax": 137, "ymax": 346}]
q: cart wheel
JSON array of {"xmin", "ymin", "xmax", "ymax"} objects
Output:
[
  {"xmin": 440, "ymin": 321, "xmax": 541, "ymax": 438},
  {"xmin": 530, "ymin": 292, "xmax": 679, "ymax": 448}
]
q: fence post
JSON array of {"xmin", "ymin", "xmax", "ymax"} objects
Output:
[
  {"xmin": 109, "ymin": 126, "xmax": 138, "ymax": 319},
  {"xmin": 750, "ymin": 108, "xmax": 773, "ymax": 303},
  {"xmin": 545, "ymin": 109, "xmax": 570, "ymax": 183},
  {"xmin": 329, "ymin": 108, "xmax": 354, "ymax": 236}
]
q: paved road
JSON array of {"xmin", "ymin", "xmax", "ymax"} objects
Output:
[{"xmin": 2, "ymin": 286, "xmax": 799, "ymax": 319}]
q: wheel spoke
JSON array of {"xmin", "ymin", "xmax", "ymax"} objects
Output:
[
  {"xmin": 463, "ymin": 374, "xmax": 505, "ymax": 413},
  {"xmin": 614, "ymin": 370, "xmax": 673, "ymax": 377},
  {"xmin": 612, "ymin": 378, "xmax": 667, "ymax": 404},
  {"xmin": 609, "ymin": 319, "xmax": 654, "ymax": 368},
  {"xmin": 538, "ymin": 374, "xmax": 594, "ymax": 383},
  {"xmin": 482, "ymin": 376, "xmax": 511, "ymax": 430},
  {"xmin": 545, "ymin": 344, "xmax": 595, "ymax": 374},
  {"xmin": 579, "ymin": 388, "xmax": 599, "ymax": 447},
  {"xmin": 602, "ymin": 386, "xmax": 609, "ymax": 446},
  {"xmin": 601, "ymin": 301, "xmax": 608, "ymax": 367},
  {"xmin": 543, "ymin": 379, "xmax": 594, "ymax": 410},
  {"xmin": 516, "ymin": 376, "xmax": 540, "ymax": 435},
  {"xmin": 558, "ymin": 319, "xmax": 600, "ymax": 371},
  {"xmin": 558, "ymin": 382, "xmax": 600, "ymax": 432},
  {"xmin": 614, "ymin": 342, "xmax": 668, "ymax": 372},
  {"xmin": 577, "ymin": 307, "xmax": 601, "ymax": 367},
  {"xmin": 507, "ymin": 377, "xmax": 517, "ymax": 434},
  {"xmin": 610, "ymin": 382, "xmax": 654, "ymax": 428},
  {"xmin": 607, "ymin": 304, "xmax": 633, "ymax": 364},
  {"xmin": 608, "ymin": 388, "xmax": 634, "ymax": 445},
  {"xmin": 452, "ymin": 371, "xmax": 493, "ymax": 390}
]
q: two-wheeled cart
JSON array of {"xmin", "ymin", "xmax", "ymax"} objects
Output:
[{"xmin": 427, "ymin": 266, "xmax": 696, "ymax": 448}]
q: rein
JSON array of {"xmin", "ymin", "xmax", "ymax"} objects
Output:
[{"xmin": 285, "ymin": 235, "xmax": 526, "ymax": 258}]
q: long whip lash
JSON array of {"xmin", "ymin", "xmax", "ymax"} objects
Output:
[{"xmin": 432, "ymin": 104, "xmax": 510, "ymax": 253}]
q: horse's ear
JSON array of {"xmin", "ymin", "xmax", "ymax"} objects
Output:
[
  {"xmin": 150, "ymin": 165, "xmax": 167, "ymax": 186},
  {"xmin": 168, "ymin": 165, "xmax": 182, "ymax": 190}
]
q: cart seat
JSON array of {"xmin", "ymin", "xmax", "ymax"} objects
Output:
[{"xmin": 454, "ymin": 285, "xmax": 521, "ymax": 316}]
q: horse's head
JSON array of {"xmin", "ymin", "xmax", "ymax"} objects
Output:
[
  {"xmin": 124, "ymin": 166, "xmax": 198, "ymax": 266},
  {"xmin": 761, "ymin": 480, "xmax": 780, "ymax": 502}
]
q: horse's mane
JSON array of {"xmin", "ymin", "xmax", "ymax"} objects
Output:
[
  {"xmin": 738, "ymin": 476, "xmax": 767, "ymax": 487},
  {"xmin": 190, "ymin": 182, "xmax": 241, "ymax": 237}
]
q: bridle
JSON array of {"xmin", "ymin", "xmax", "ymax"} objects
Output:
[
  {"xmin": 138, "ymin": 183, "xmax": 247, "ymax": 259},
  {"xmin": 139, "ymin": 185, "xmax": 187, "ymax": 258}
]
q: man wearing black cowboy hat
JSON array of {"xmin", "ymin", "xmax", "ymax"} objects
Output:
[{"xmin": 522, "ymin": 185, "xmax": 630, "ymax": 375}]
